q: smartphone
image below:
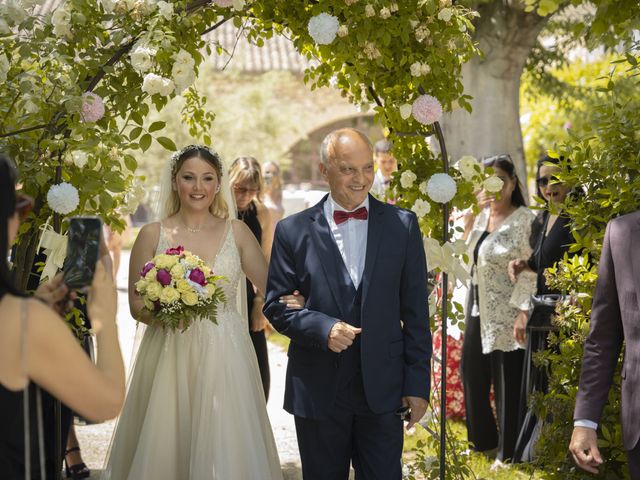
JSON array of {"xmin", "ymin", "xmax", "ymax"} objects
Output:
[{"xmin": 62, "ymin": 217, "xmax": 103, "ymax": 290}]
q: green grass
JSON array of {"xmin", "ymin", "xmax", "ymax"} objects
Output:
[
  {"xmin": 403, "ymin": 420, "xmax": 542, "ymax": 479},
  {"xmin": 267, "ymin": 330, "xmax": 291, "ymax": 350}
]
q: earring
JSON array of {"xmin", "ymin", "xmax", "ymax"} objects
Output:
[{"xmin": 215, "ymin": 186, "xmax": 220, "ymax": 193}]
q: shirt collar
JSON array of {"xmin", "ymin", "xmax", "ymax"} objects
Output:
[{"xmin": 327, "ymin": 193, "xmax": 369, "ymax": 215}]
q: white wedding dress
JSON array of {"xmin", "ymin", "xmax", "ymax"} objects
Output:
[{"xmin": 103, "ymin": 223, "xmax": 283, "ymax": 480}]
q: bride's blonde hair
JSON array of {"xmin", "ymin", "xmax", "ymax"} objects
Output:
[{"xmin": 160, "ymin": 145, "xmax": 229, "ymax": 219}]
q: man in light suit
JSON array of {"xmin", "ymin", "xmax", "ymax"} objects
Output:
[
  {"xmin": 264, "ymin": 128, "xmax": 431, "ymax": 479},
  {"xmin": 570, "ymin": 210, "xmax": 640, "ymax": 476}
]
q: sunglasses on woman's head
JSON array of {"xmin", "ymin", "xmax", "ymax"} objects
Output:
[
  {"xmin": 15, "ymin": 192, "xmax": 34, "ymax": 221},
  {"xmin": 482, "ymin": 154, "xmax": 513, "ymax": 166},
  {"xmin": 535, "ymin": 175, "xmax": 560, "ymax": 188}
]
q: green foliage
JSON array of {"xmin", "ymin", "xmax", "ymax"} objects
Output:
[{"xmin": 530, "ymin": 48, "xmax": 640, "ymax": 479}]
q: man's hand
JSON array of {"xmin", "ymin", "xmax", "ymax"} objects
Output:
[
  {"xmin": 402, "ymin": 396, "xmax": 429, "ymax": 430},
  {"xmin": 34, "ymin": 273, "xmax": 75, "ymax": 316},
  {"xmin": 569, "ymin": 426, "xmax": 603, "ymax": 474},
  {"xmin": 327, "ymin": 322, "xmax": 361, "ymax": 353}
]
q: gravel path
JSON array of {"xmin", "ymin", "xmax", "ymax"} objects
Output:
[{"xmin": 74, "ymin": 251, "xmax": 303, "ymax": 479}]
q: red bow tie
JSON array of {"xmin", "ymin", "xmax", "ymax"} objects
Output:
[{"xmin": 333, "ymin": 207, "xmax": 368, "ymax": 225}]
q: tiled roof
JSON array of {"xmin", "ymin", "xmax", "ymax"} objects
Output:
[
  {"xmin": 206, "ymin": 21, "xmax": 309, "ymax": 74},
  {"xmin": 24, "ymin": 1, "xmax": 309, "ymax": 74}
]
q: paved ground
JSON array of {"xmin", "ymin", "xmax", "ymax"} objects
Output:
[{"xmin": 74, "ymin": 250, "xmax": 305, "ymax": 479}]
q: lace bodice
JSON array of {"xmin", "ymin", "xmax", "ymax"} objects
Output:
[{"xmin": 156, "ymin": 221, "xmax": 242, "ymax": 314}]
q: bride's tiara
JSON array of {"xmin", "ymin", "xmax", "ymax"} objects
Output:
[{"xmin": 170, "ymin": 145, "xmax": 222, "ymax": 176}]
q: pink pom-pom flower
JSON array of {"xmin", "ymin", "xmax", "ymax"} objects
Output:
[
  {"xmin": 412, "ymin": 94, "xmax": 443, "ymax": 125},
  {"xmin": 81, "ymin": 92, "xmax": 105, "ymax": 123}
]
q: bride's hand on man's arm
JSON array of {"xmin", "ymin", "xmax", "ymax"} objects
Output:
[{"xmin": 280, "ymin": 290, "xmax": 305, "ymax": 309}]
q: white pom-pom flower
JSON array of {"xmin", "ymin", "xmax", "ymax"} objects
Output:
[
  {"xmin": 411, "ymin": 198, "xmax": 431, "ymax": 218},
  {"xmin": 426, "ymin": 173, "xmax": 457, "ymax": 204},
  {"xmin": 483, "ymin": 176, "xmax": 504, "ymax": 193},
  {"xmin": 412, "ymin": 95, "xmax": 443, "ymax": 125},
  {"xmin": 400, "ymin": 170, "xmax": 417, "ymax": 189},
  {"xmin": 308, "ymin": 13, "xmax": 339, "ymax": 45},
  {"xmin": 81, "ymin": 92, "xmax": 105, "ymax": 122},
  {"xmin": 47, "ymin": 182, "xmax": 79, "ymax": 215},
  {"xmin": 454, "ymin": 155, "xmax": 480, "ymax": 181}
]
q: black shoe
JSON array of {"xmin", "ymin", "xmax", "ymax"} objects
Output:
[{"xmin": 64, "ymin": 446, "xmax": 91, "ymax": 479}]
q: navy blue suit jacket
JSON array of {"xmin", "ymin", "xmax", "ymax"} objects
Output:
[{"xmin": 264, "ymin": 194, "xmax": 431, "ymax": 420}]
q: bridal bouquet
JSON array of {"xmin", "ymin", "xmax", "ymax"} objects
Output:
[{"xmin": 135, "ymin": 246, "xmax": 226, "ymax": 330}]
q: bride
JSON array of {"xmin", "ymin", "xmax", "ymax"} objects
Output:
[{"xmin": 103, "ymin": 145, "xmax": 284, "ymax": 479}]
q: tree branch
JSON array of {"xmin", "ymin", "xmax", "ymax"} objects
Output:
[{"xmin": 0, "ymin": 123, "xmax": 49, "ymax": 138}]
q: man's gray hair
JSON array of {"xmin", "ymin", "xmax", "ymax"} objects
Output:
[{"xmin": 319, "ymin": 129, "xmax": 373, "ymax": 166}]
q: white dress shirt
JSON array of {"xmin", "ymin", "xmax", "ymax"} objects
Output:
[{"xmin": 323, "ymin": 194, "xmax": 369, "ymax": 288}]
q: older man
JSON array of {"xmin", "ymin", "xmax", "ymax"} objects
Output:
[
  {"xmin": 264, "ymin": 128, "xmax": 431, "ymax": 479},
  {"xmin": 570, "ymin": 210, "xmax": 640, "ymax": 477}
]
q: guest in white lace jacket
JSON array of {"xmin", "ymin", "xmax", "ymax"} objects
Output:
[{"xmin": 460, "ymin": 154, "xmax": 536, "ymax": 469}]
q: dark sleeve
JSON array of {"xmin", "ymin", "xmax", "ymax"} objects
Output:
[
  {"xmin": 263, "ymin": 222, "xmax": 337, "ymax": 350},
  {"xmin": 400, "ymin": 212, "xmax": 432, "ymax": 400},
  {"xmin": 574, "ymin": 220, "xmax": 624, "ymax": 423}
]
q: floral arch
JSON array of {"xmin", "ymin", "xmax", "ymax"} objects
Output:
[{"xmin": 0, "ymin": 0, "xmax": 506, "ymax": 476}]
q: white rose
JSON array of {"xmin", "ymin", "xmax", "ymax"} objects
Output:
[
  {"xmin": 410, "ymin": 62, "xmax": 423, "ymax": 77},
  {"xmin": 71, "ymin": 151, "xmax": 88, "ymax": 168},
  {"xmin": 455, "ymin": 155, "xmax": 480, "ymax": 181},
  {"xmin": 232, "ymin": 0, "xmax": 245, "ymax": 9},
  {"xmin": 389, "ymin": 2, "xmax": 399, "ymax": 12},
  {"xmin": 156, "ymin": 0, "xmax": 173, "ymax": 19},
  {"xmin": 420, "ymin": 63, "xmax": 431, "ymax": 75},
  {"xmin": 142, "ymin": 73, "xmax": 174, "ymax": 96},
  {"xmin": 399, "ymin": 170, "xmax": 417, "ymax": 189},
  {"xmin": 411, "ymin": 198, "xmax": 431, "ymax": 218},
  {"xmin": 130, "ymin": 45, "xmax": 156, "ymax": 73},
  {"xmin": 379, "ymin": 7, "xmax": 391, "ymax": 19},
  {"xmin": 51, "ymin": 7, "xmax": 72, "ymax": 37},
  {"xmin": 0, "ymin": 54, "xmax": 10, "ymax": 83},
  {"xmin": 483, "ymin": 175, "xmax": 504, "ymax": 193},
  {"xmin": 419, "ymin": 181, "xmax": 428, "ymax": 195},
  {"xmin": 437, "ymin": 7, "xmax": 453, "ymax": 22},
  {"xmin": 399, "ymin": 103, "xmax": 413, "ymax": 120},
  {"xmin": 337, "ymin": 24, "xmax": 348, "ymax": 37},
  {"xmin": 171, "ymin": 63, "xmax": 196, "ymax": 93},
  {"xmin": 173, "ymin": 49, "xmax": 195, "ymax": 68},
  {"xmin": 364, "ymin": 4, "xmax": 375, "ymax": 17}
]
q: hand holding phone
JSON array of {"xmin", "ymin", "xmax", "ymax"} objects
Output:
[{"xmin": 62, "ymin": 217, "xmax": 103, "ymax": 291}]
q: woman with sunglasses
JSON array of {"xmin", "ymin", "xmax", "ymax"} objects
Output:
[
  {"xmin": 460, "ymin": 154, "xmax": 536, "ymax": 470},
  {"xmin": 0, "ymin": 155, "xmax": 125, "ymax": 479},
  {"xmin": 230, "ymin": 156, "xmax": 274, "ymax": 401},
  {"xmin": 509, "ymin": 155, "xmax": 575, "ymax": 463}
]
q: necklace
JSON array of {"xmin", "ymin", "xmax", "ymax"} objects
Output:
[{"xmin": 180, "ymin": 218, "xmax": 204, "ymax": 234}]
